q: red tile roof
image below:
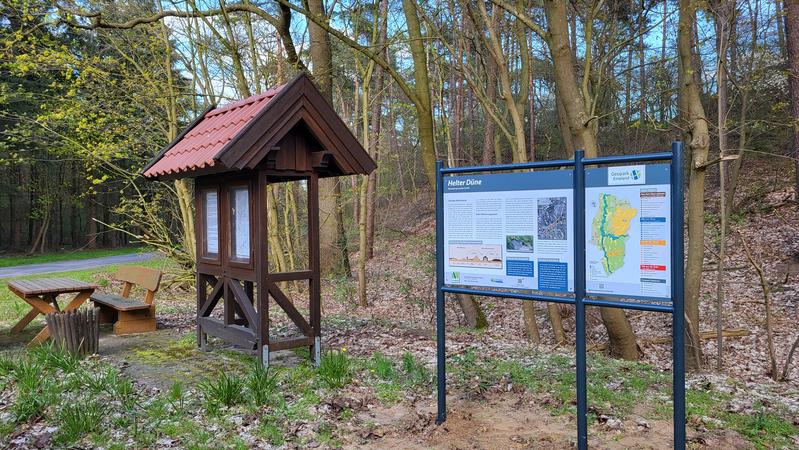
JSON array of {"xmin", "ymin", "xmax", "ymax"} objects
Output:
[{"xmin": 143, "ymin": 85, "xmax": 285, "ymax": 178}]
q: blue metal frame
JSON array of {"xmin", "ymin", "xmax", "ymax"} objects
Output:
[{"xmin": 435, "ymin": 142, "xmax": 686, "ymax": 450}]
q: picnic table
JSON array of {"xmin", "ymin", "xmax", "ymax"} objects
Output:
[{"xmin": 7, "ymin": 278, "xmax": 99, "ymax": 346}]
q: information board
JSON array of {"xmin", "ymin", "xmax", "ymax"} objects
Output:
[
  {"xmin": 442, "ymin": 170, "xmax": 575, "ymax": 292},
  {"xmin": 584, "ymin": 164, "xmax": 672, "ymax": 300}
]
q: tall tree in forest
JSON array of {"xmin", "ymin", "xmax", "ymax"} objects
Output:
[
  {"xmin": 302, "ymin": 0, "xmax": 352, "ymax": 276},
  {"xmin": 786, "ymin": 0, "xmax": 799, "ymax": 198},
  {"xmin": 487, "ymin": 0, "xmax": 640, "ymax": 357},
  {"xmin": 678, "ymin": 0, "xmax": 709, "ymax": 369},
  {"xmin": 713, "ymin": 0, "xmax": 735, "ymax": 370},
  {"xmin": 543, "ymin": 0, "xmax": 639, "ymax": 359}
]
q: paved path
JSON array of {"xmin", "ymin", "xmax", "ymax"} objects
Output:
[{"xmin": 0, "ymin": 252, "xmax": 159, "ymax": 279}]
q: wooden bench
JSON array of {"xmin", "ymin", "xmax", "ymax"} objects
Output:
[{"xmin": 91, "ymin": 266, "xmax": 162, "ymax": 335}]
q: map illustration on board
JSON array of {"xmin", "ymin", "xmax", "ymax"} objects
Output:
[
  {"xmin": 537, "ymin": 197, "xmax": 568, "ymax": 240},
  {"xmin": 590, "ymin": 193, "xmax": 638, "ymax": 275}
]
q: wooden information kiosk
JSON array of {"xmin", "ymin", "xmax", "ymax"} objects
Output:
[{"xmin": 142, "ymin": 73, "xmax": 376, "ymax": 365}]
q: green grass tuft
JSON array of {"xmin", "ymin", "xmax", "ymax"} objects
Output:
[
  {"xmin": 247, "ymin": 363, "xmax": 279, "ymax": 407},
  {"xmin": 200, "ymin": 371, "xmax": 245, "ymax": 409},
  {"xmin": 370, "ymin": 352, "xmax": 397, "ymax": 381},
  {"xmin": 54, "ymin": 401, "xmax": 104, "ymax": 446},
  {"xmin": 318, "ymin": 350, "xmax": 351, "ymax": 389},
  {"xmin": 401, "ymin": 352, "xmax": 431, "ymax": 386}
]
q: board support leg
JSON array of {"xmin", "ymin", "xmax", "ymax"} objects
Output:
[
  {"xmin": 671, "ymin": 141, "xmax": 686, "ymax": 450},
  {"xmin": 262, "ymin": 345, "xmax": 270, "ymax": 370},
  {"xmin": 199, "ymin": 330, "xmax": 208, "ymax": 351},
  {"xmin": 573, "ymin": 150, "xmax": 588, "ymax": 450},
  {"xmin": 435, "ymin": 160, "xmax": 447, "ymax": 425},
  {"xmin": 313, "ymin": 336, "xmax": 321, "ymax": 367}
]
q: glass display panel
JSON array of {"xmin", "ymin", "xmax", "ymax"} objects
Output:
[
  {"xmin": 231, "ymin": 187, "xmax": 250, "ymax": 261},
  {"xmin": 204, "ymin": 190, "xmax": 219, "ymax": 255}
]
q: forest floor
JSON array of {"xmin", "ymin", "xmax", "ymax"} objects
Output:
[{"xmin": 0, "ymin": 158, "xmax": 797, "ymax": 449}]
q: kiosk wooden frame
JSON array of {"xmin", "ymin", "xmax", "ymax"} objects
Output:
[{"xmin": 142, "ymin": 73, "xmax": 376, "ymax": 365}]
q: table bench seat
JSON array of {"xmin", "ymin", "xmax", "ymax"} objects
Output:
[
  {"xmin": 89, "ymin": 266, "xmax": 162, "ymax": 336},
  {"xmin": 90, "ymin": 293, "xmax": 150, "ymax": 311}
]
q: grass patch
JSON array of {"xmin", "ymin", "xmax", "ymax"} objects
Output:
[
  {"xmin": 54, "ymin": 401, "xmax": 104, "ymax": 446},
  {"xmin": 0, "ymin": 247, "xmax": 148, "ymax": 268},
  {"xmin": 129, "ymin": 333, "xmax": 197, "ymax": 364},
  {"xmin": 370, "ymin": 352, "xmax": 397, "ymax": 381},
  {"xmin": 401, "ymin": 352, "xmax": 431, "ymax": 387},
  {"xmin": 246, "ymin": 363, "xmax": 279, "ymax": 407},
  {"xmin": 447, "ymin": 349, "xmax": 798, "ymax": 448},
  {"xmin": 200, "ymin": 371, "xmax": 246, "ymax": 410},
  {"xmin": 318, "ymin": 349, "xmax": 351, "ymax": 389}
]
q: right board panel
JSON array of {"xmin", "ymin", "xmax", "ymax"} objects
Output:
[{"xmin": 584, "ymin": 164, "xmax": 672, "ymax": 301}]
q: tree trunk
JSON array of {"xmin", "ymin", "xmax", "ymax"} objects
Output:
[
  {"xmin": 678, "ymin": 0, "xmax": 710, "ymax": 370},
  {"xmin": 625, "ymin": 44, "xmax": 633, "ymax": 123},
  {"xmin": 402, "ymin": 0, "xmax": 438, "ymax": 189},
  {"xmin": 777, "ymin": 0, "xmax": 787, "ymax": 59},
  {"xmin": 483, "ymin": 55, "xmax": 497, "ymax": 164},
  {"xmin": 366, "ymin": 0, "xmax": 388, "ymax": 260},
  {"xmin": 638, "ymin": 0, "xmax": 646, "ymax": 126},
  {"xmin": 548, "ymin": 304, "xmax": 566, "ymax": 345},
  {"xmin": 543, "ymin": 0, "xmax": 639, "ymax": 359},
  {"xmin": 304, "ymin": 0, "xmax": 351, "ymax": 276},
  {"xmin": 714, "ymin": 0, "xmax": 734, "ymax": 371},
  {"xmin": 785, "ymin": 0, "xmax": 799, "ymax": 198},
  {"xmin": 86, "ymin": 193, "xmax": 97, "ymax": 249},
  {"xmin": 660, "ymin": 0, "xmax": 668, "ymax": 122}
]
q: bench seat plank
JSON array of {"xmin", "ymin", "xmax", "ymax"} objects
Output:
[{"xmin": 91, "ymin": 293, "xmax": 150, "ymax": 311}]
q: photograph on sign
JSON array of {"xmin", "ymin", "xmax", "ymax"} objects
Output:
[
  {"xmin": 584, "ymin": 164, "xmax": 672, "ymax": 300},
  {"xmin": 442, "ymin": 171, "xmax": 574, "ymax": 292}
]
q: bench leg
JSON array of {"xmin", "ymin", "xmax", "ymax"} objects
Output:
[
  {"xmin": 11, "ymin": 308, "xmax": 40, "ymax": 334},
  {"xmin": 113, "ymin": 308, "xmax": 156, "ymax": 336},
  {"xmin": 96, "ymin": 304, "xmax": 117, "ymax": 325}
]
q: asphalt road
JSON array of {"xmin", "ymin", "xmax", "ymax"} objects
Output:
[{"xmin": 0, "ymin": 252, "xmax": 160, "ymax": 279}]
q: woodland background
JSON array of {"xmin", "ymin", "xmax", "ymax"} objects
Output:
[{"xmin": 1, "ymin": 0, "xmax": 798, "ymax": 375}]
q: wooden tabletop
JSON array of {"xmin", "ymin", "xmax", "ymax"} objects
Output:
[{"xmin": 7, "ymin": 278, "xmax": 99, "ymax": 297}]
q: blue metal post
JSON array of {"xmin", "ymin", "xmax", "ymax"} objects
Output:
[
  {"xmin": 671, "ymin": 142, "xmax": 686, "ymax": 449},
  {"xmin": 435, "ymin": 160, "xmax": 447, "ymax": 425},
  {"xmin": 574, "ymin": 150, "xmax": 588, "ymax": 450}
]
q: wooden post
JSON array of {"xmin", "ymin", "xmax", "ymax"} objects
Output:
[
  {"xmin": 308, "ymin": 173, "xmax": 322, "ymax": 366},
  {"xmin": 256, "ymin": 170, "xmax": 270, "ymax": 366},
  {"xmin": 197, "ymin": 274, "xmax": 207, "ymax": 351}
]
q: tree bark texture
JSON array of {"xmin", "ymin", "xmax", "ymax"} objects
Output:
[
  {"xmin": 543, "ymin": 0, "xmax": 638, "ymax": 359},
  {"xmin": 678, "ymin": 0, "xmax": 710, "ymax": 370},
  {"xmin": 785, "ymin": 0, "xmax": 799, "ymax": 198}
]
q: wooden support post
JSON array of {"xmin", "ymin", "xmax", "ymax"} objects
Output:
[
  {"xmin": 256, "ymin": 171, "xmax": 270, "ymax": 367},
  {"xmin": 223, "ymin": 278, "xmax": 234, "ymax": 326},
  {"xmin": 308, "ymin": 173, "xmax": 322, "ymax": 367},
  {"xmin": 197, "ymin": 273, "xmax": 207, "ymax": 351}
]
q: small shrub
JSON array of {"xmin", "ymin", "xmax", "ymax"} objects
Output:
[
  {"xmin": 13, "ymin": 359, "xmax": 43, "ymax": 392},
  {"xmin": 0, "ymin": 355, "xmax": 16, "ymax": 376},
  {"xmin": 168, "ymin": 381, "xmax": 185, "ymax": 411},
  {"xmin": 401, "ymin": 352, "xmax": 430, "ymax": 386},
  {"xmin": 30, "ymin": 343, "xmax": 81, "ymax": 373},
  {"xmin": 200, "ymin": 372, "xmax": 245, "ymax": 408},
  {"xmin": 83, "ymin": 366, "xmax": 112, "ymax": 394},
  {"xmin": 318, "ymin": 349, "xmax": 351, "ymax": 388},
  {"xmin": 54, "ymin": 402, "xmax": 104, "ymax": 446},
  {"xmin": 247, "ymin": 364, "xmax": 278, "ymax": 407},
  {"xmin": 12, "ymin": 390, "xmax": 47, "ymax": 423},
  {"xmin": 370, "ymin": 353, "xmax": 396, "ymax": 380}
]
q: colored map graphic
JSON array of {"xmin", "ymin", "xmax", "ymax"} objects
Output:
[{"xmin": 591, "ymin": 193, "xmax": 638, "ymax": 274}]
